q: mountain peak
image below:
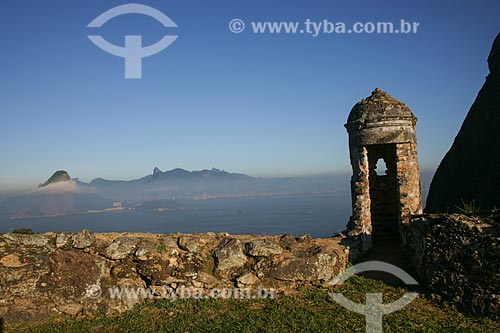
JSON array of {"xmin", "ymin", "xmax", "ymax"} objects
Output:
[
  {"xmin": 152, "ymin": 167, "xmax": 163, "ymax": 181},
  {"xmin": 153, "ymin": 167, "xmax": 162, "ymax": 175},
  {"xmin": 39, "ymin": 170, "xmax": 71, "ymax": 187}
]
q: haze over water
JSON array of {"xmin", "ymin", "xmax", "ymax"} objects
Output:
[{"xmin": 0, "ymin": 194, "xmax": 351, "ymax": 238}]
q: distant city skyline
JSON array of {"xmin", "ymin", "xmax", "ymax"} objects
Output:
[{"xmin": 1, "ymin": 0, "xmax": 499, "ymax": 191}]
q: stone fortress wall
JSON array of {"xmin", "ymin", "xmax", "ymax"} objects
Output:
[{"xmin": 0, "ymin": 230, "xmax": 350, "ymax": 323}]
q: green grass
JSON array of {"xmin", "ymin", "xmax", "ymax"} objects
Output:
[
  {"xmin": 9, "ymin": 276, "xmax": 499, "ymax": 332},
  {"xmin": 456, "ymin": 198, "xmax": 482, "ymax": 216}
]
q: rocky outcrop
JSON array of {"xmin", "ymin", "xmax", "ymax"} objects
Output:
[
  {"xmin": 0, "ymin": 231, "xmax": 349, "ymax": 324},
  {"xmin": 426, "ymin": 33, "xmax": 500, "ymax": 213},
  {"xmin": 403, "ymin": 214, "xmax": 500, "ymax": 319}
]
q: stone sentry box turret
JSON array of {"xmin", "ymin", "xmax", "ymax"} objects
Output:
[{"xmin": 344, "ymin": 88, "xmax": 422, "ymax": 251}]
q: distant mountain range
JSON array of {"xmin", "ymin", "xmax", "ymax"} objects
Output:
[
  {"xmin": 84, "ymin": 167, "xmax": 344, "ymax": 202},
  {"xmin": 151, "ymin": 167, "xmax": 252, "ymax": 182},
  {"xmin": 0, "ymin": 167, "xmax": 349, "ymax": 220},
  {"xmin": 90, "ymin": 167, "xmax": 253, "ymax": 186}
]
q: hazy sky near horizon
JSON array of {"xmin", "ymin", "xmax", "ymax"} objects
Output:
[{"xmin": 1, "ymin": 0, "xmax": 499, "ymax": 191}]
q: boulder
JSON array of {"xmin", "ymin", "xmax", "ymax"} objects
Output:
[
  {"xmin": 246, "ymin": 239, "xmax": 283, "ymax": 257},
  {"xmin": 178, "ymin": 236, "xmax": 200, "ymax": 252},
  {"xmin": 297, "ymin": 234, "xmax": 312, "ymax": 243},
  {"xmin": 160, "ymin": 236, "xmax": 178, "ymax": 249},
  {"xmin": 38, "ymin": 250, "xmax": 104, "ymax": 302},
  {"xmin": 271, "ymin": 253, "xmax": 338, "ymax": 282},
  {"xmin": 236, "ymin": 273, "xmax": 260, "ymax": 287},
  {"xmin": 104, "ymin": 237, "xmax": 139, "ymax": 260},
  {"xmin": 71, "ymin": 229, "xmax": 94, "ymax": 249},
  {"xmin": 214, "ymin": 238, "xmax": 247, "ymax": 271},
  {"xmin": 56, "ymin": 233, "xmax": 70, "ymax": 248},
  {"xmin": 279, "ymin": 234, "xmax": 298, "ymax": 250},
  {"xmin": 56, "ymin": 303, "xmax": 83, "ymax": 317},
  {"xmin": 0, "ymin": 254, "xmax": 23, "ymax": 268},
  {"xmin": 196, "ymin": 272, "xmax": 220, "ymax": 288},
  {"xmin": 3, "ymin": 233, "xmax": 50, "ymax": 247},
  {"xmin": 134, "ymin": 241, "xmax": 156, "ymax": 259}
]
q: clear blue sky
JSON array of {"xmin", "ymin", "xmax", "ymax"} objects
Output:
[{"xmin": 1, "ymin": 0, "xmax": 499, "ymax": 191}]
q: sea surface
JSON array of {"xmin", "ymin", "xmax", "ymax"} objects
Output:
[{"xmin": 0, "ymin": 194, "xmax": 351, "ymax": 238}]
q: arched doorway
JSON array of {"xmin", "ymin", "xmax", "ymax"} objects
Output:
[{"xmin": 366, "ymin": 144, "xmax": 400, "ymax": 243}]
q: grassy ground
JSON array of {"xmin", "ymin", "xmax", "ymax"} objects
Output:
[{"xmin": 8, "ymin": 276, "xmax": 499, "ymax": 332}]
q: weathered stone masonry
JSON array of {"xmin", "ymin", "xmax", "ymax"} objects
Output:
[
  {"xmin": 345, "ymin": 88, "xmax": 423, "ymax": 251},
  {"xmin": 0, "ymin": 231, "xmax": 349, "ymax": 323},
  {"xmin": 403, "ymin": 214, "xmax": 500, "ymax": 320}
]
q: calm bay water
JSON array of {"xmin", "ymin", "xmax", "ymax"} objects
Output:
[{"xmin": 0, "ymin": 194, "xmax": 351, "ymax": 238}]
